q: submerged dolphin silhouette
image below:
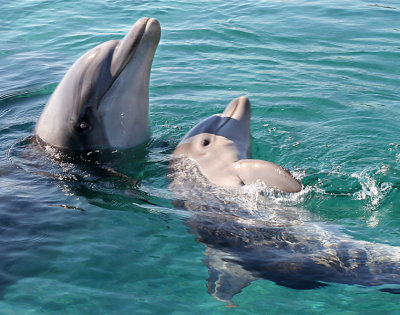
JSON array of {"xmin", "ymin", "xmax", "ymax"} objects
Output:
[
  {"xmin": 170, "ymin": 97, "xmax": 400, "ymax": 305},
  {"xmin": 35, "ymin": 18, "xmax": 161, "ymax": 151}
]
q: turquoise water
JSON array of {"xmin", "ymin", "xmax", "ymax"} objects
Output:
[{"xmin": 1, "ymin": 0, "xmax": 400, "ymax": 313}]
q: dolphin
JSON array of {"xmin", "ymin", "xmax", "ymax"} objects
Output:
[
  {"xmin": 35, "ymin": 17, "xmax": 161, "ymax": 151},
  {"xmin": 172, "ymin": 96, "xmax": 302, "ymax": 192},
  {"xmin": 169, "ymin": 97, "xmax": 400, "ymax": 305}
]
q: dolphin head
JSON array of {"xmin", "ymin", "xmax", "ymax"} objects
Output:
[
  {"xmin": 35, "ymin": 17, "xmax": 161, "ymax": 150},
  {"xmin": 173, "ymin": 97, "xmax": 302, "ymax": 192},
  {"xmin": 178, "ymin": 96, "xmax": 251, "ymax": 159},
  {"xmin": 173, "ymin": 97, "xmax": 251, "ymax": 187}
]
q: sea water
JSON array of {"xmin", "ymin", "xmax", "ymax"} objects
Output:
[{"xmin": 1, "ymin": 0, "xmax": 400, "ymax": 314}]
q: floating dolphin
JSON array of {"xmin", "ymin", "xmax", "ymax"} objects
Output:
[
  {"xmin": 170, "ymin": 97, "xmax": 400, "ymax": 305},
  {"xmin": 172, "ymin": 96, "xmax": 301, "ymax": 192},
  {"xmin": 35, "ymin": 17, "xmax": 161, "ymax": 150}
]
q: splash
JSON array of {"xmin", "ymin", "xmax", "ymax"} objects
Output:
[
  {"xmin": 351, "ymin": 165, "xmax": 392, "ymax": 208},
  {"xmin": 169, "ymin": 158, "xmax": 311, "ymax": 225},
  {"xmin": 169, "ymin": 157, "xmax": 306, "ymax": 206}
]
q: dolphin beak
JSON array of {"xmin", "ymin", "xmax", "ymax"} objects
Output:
[
  {"xmin": 145, "ymin": 18, "xmax": 162, "ymax": 40},
  {"xmin": 221, "ymin": 96, "xmax": 251, "ymax": 123},
  {"xmin": 110, "ymin": 17, "xmax": 161, "ymax": 77},
  {"xmin": 97, "ymin": 17, "xmax": 161, "ymax": 148},
  {"xmin": 218, "ymin": 96, "xmax": 251, "ymax": 135},
  {"xmin": 214, "ymin": 97, "xmax": 251, "ymax": 158}
]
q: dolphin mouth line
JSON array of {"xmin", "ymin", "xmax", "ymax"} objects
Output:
[
  {"xmin": 95, "ymin": 18, "xmax": 150, "ymax": 109},
  {"xmin": 113, "ymin": 18, "xmax": 150, "ymax": 81}
]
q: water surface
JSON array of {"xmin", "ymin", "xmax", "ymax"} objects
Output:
[{"xmin": 1, "ymin": 0, "xmax": 400, "ymax": 313}]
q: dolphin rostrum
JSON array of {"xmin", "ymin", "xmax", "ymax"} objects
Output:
[
  {"xmin": 35, "ymin": 17, "xmax": 161, "ymax": 151},
  {"xmin": 170, "ymin": 97, "xmax": 400, "ymax": 305}
]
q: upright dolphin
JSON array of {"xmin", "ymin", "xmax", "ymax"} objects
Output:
[
  {"xmin": 170, "ymin": 98, "xmax": 400, "ymax": 305},
  {"xmin": 172, "ymin": 96, "xmax": 301, "ymax": 192},
  {"xmin": 35, "ymin": 17, "xmax": 161, "ymax": 150}
]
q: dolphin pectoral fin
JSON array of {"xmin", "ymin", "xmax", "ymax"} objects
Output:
[
  {"xmin": 234, "ymin": 159, "xmax": 302, "ymax": 193},
  {"xmin": 204, "ymin": 248, "xmax": 256, "ymax": 305}
]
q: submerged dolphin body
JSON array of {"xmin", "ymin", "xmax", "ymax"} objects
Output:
[
  {"xmin": 35, "ymin": 18, "xmax": 161, "ymax": 150},
  {"xmin": 170, "ymin": 98, "xmax": 400, "ymax": 304}
]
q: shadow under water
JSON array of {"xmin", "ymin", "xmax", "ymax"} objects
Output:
[{"xmin": 0, "ymin": 136, "xmax": 169, "ymax": 298}]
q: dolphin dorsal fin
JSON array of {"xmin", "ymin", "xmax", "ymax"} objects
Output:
[{"xmin": 234, "ymin": 159, "xmax": 302, "ymax": 193}]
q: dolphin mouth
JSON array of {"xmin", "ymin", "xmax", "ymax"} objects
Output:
[
  {"xmin": 100, "ymin": 17, "xmax": 160, "ymax": 108},
  {"xmin": 110, "ymin": 17, "xmax": 161, "ymax": 79},
  {"xmin": 95, "ymin": 17, "xmax": 160, "ymax": 148},
  {"xmin": 221, "ymin": 96, "xmax": 250, "ymax": 120}
]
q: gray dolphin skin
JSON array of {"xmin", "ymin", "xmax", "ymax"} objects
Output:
[
  {"xmin": 173, "ymin": 96, "xmax": 302, "ymax": 192},
  {"xmin": 35, "ymin": 17, "xmax": 161, "ymax": 150},
  {"xmin": 170, "ymin": 98, "xmax": 400, "ymax": 305}
]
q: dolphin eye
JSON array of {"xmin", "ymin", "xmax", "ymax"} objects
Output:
[
  {"xmin": 201, "ymin": 139, "xmax": 210, "ymax": 147},
  {"xmin": 80, "ymin": 121, "xmax": 89, "ymax": 129},
  {"xmin": 75, "ymin": 120, "xmax": 90, "ymax": 133}
]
